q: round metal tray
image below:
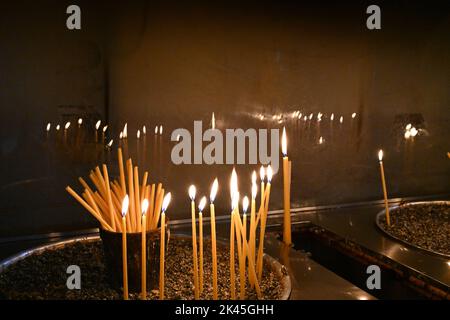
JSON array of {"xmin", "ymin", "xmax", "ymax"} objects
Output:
[
  {"xmin": 0, "ymin": 234, "xmax": 291, "ymax": 300},
  {"xmin": 375, "ymin": 201, "xmax": 450, "ymax": 259}
]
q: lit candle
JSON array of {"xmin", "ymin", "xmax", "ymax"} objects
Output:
[
  {"xmin": 102, "ymin": 125, "xmax": 108, "ymax": 142},
  {"xmin": 121, "ymin": 195, "xmax": 129, "ymax": 300},
  {"xmin": 198, "ymin": 196, "xmax": 207, "ymax": 296},
  {"xmin": 281, "ymin": 127, "xmax": 292, "ymax": 245},
  {"xmin": 241, "ymin": 196, "xmax": 249, "ymax": 299},
  {"xmin": 378, "ymin": 150, "xmax": 391, "ymax": 226},
  {"xmin": 159, "ymin": 192, "xmax": 171, "ymax": 300},
  {"xmin": 141, "ymin": 199, "xmax": 149, "ymax": 300},
  {"xmin": 229, "ymin": 173, "xmax": 238, "ymax": 300},
  {"xmin": 259, "ymin": 166, "xmax": 265, "ymax": 208},
  {"xmin": 257, "ymin": 166, "xmax": 272, "ymax": 281},
  {"xmin": 95, "ymin": 120, "xmax": 101, "ymax": 141},
  {"xmin": 248, "ymin": 176, "xmax": 257, "ymax": 287},
  {"xmin": 209, "ymin": 178, "xmax": 219, "ymax": 300},
  {"xmin": 188, "ymin": 185, "xmax": 200, "ymax": 299}
]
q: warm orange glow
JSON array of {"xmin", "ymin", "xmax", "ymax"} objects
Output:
[
  {"xmin": 95, "ymin": 120, "xmax": 101, "ymax": 130},
  {"xmin": 142, "ymin": 199, "xmax": 149, "ymax": 215},
  {"xmin": 281, "ymin": 127, "xmax": 287, "ymax": 156},
  {"xmin": 378, "ymin": 149, "xmax": 384, "ymax": 161},
  {"xmin": 267, "ymin": 165, "xmax": 273, "ymax": 182},
  {"xmin": 230, "ymin": 168, "xmax": 238, "ymax": 199},
  {"xmin": 198, "ymin": 196, "xmax": 207, "ymax": 212},
  {"xmin": 162, "ymin": 192, "xmax": 171, "ymax": 213},
  {"xmin": 189, "ymin": 185, "xmax": 196, "ymax": 201},
  {"xmin": 259, "ymin": 166, "xmax": 265, "ymax": 181},
  {"xmin": 210, "ymin": 178, "xmax": 219, "ymax": 203},
  {"xmin": 242, "ymin": 196, "xmax": 249, "ymax": 213},
  {"xmin": 122, "ymin": 195, "xmax": 129, "ymax": 217}
]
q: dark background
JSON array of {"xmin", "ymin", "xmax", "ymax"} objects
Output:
[{"xmin": 0, "ymin": 0, "xmax": 449, "ymax": 237}]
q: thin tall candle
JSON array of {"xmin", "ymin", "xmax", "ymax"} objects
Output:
[
  {"xmin": 189, "ymin": 185, "xmax": 200, "ymax": 299},
  {"xmin": 248, "ymin": 177, "xmax": 257, "ymax": 287},
  {"xmin": 281, "ymin": 127, "xmax": 292, "ymax": 245},
  {"xmin": 141, "ymin": 199, "xmax": 149, "ymax": 300},
  {"xmin": 257, "ymin": 166, "xmax": 273, "ymax": 280},
  {"xmin": 210, "ymin": 178, "xmax": 219, "ymax": 300},
  {"xmin": 198, "ymin": 196, "xmax": 207, "ymax": 296},
  {"xmin": 121, "ymin": 196, "xmax": 129, "ymax": 300},
  {"xmin": 160, "ymin": 192, "xmax": 171, "ymax": 300},
  {"xmin": 378, "ymin": 150, "xmax": 391, "ymax": 226},
  {"xmin": 259, "ymin": 166, "xmax": 265, "ymax": 208},
  {"xmin": 241, "ymin": 196, "xmax": 249, "ymax": 299}
]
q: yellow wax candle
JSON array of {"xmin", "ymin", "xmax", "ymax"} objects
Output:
[
  {"xmin": 249, "ymin": 182, "xmax": 257, "ymax": 287},
  {"xmin": 159, "ymin": 192, "xmax": 171, "ymax": 300},
  {"xmin": 241, "ymin": 196, "xmax": 249, "ymax": 299},
  {"xmin": 259, "ymin": 166, "xmax": 265, "ymax": 208},
  {"xmin": 230, "ymin": 210, "xmax": 236, "ymax": 300},
  {"xmin": 234, "ymin": 207, "xmax": 262, "ymax": 299},
  {"xmin": 141, "ymin": 199, "xmax": 149, "ymax": 300},
  {"xmin": 282, "ymin": 127, "xmax": 292, "ymax": 245},
  {"xmin": 189, "ymin": 186, "xmax": 199, "ymax": 299},
  {"xmin": 121, "ymin": 196, "xmax": 129, "ymax": 300},
  {"xmin": 257, "ymin": 166, "xmax": 272, "ymax": 281},
  {"xmin": 210, "ymin": 178, "xmax": 219, "ymax": 300},
  {"xmin": 198, "ymin": 196, "xmax": 207, "ymax": 296},
  {"xmin": 378, "ymin": 150, "xmax": 391, "ymax": 226}
]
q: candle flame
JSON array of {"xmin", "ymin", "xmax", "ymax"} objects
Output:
[
  {"xmin": 123, "ymin": 123, "xmax": 127, "ymax": 138},
  {"xmin": 330, "ymin": 113, "xmax": 334, "ymax": 121},
  {"xmin": 259, "ymin": 166, "xmax": 265, "ymax": 181},
  {"xmin": 231, "ymin": 192, "xmax": 239, "ymax": 210},
  {"xmin": 251, "ymin": 171, "xmax": 257, "ymax": 185},
  {"xmin": 282, "ymin": 127, "xmax": 287, "ymax": 156},
  {"xmin": 143, "ymin": 125, "xmax": 146, "ymax": 135},
  {"xmin": 155, "ymin": 126, "xmax": 158, "ymax": 134},
  {"xmin": 78, "ymin": 118, "xmax": 82, "ymax": 125},
  {"xmin": 65, "ymin": 122, "xmax": 71, "ymax": 130},
  {"xmin": 319, "ymin": 136, "xmax": 324, "ymax": 144},
  {"xmin": 121, "ymin": 195, "xmax": 129, "ymax": 217},
  {"xmin": 309, "ymin": 113, "xmax": 313, "ymax": 120},
  {"xmin": 352, "ymin": 112, "xmax": 356, "ymax": 119},
  {"xmin": 159, "ymin": 125, "xmax": 163, "ymax": 135},
  {"xmin": 230, "ymin": 168, "xmax": 238, "ymax": 199},
  {"xmin": 303, "ymin": 116, "xmax": 307, "ymax": 121},
  {"xmin": 189, "ymin": 185, "xmax": 196, "ymax": 201},
  {"xmin": 46, "ymin": 123, "xmax": 51, "ymax": 132},
  {"xmin": 251, "ymin": 183, "xmax": 257, "ymax": 199},
  {"xmin": 404, "ymin": 131, "xmax": 411, "ymax": 139},
  {"xmin": 95, "ymin": 120, "xmax": 101, "ymax": 130},
  {"xmin": 210, "ymin": 178, "xmax": 219, "ymax": 203},
  {"xmin": 212, "ymin": 112, "xmax": 215, "ymax": 129},
  {"xmin": 137, "ymin": 130, "xmax": 140, "ymax": 139},
  {"xmin": 298, "ymin": 112, "xmax": 302, "ymax": 119},
  {"xmin": 267, "ymin": 165, "xmax": 273, "ymax": 182},
  {"xmin": 162, "ymin": 192, "xmax": 171, "ymax": 213},
  {"xmin": 378, "ymin": 149, "xmax": 384, "ymax": 161},
  {"xmin": 142, "ymin": 199, "xmax": 149, "ymax": 215},
  {"xmin": 242, "ymin": 196, "xmax": 249, "ymax": 214},
  {"xmin": 410, "ymin": 127, "xmax": 418, "ymax": 137},
  {"xmin": 339, "ymin": 116, "xmax": 343, "ymax": 124},
  {"xmin": 107, "ymin": 139, "xmax": 113, "ymax": 147},
  {"xmin": 198, "ymin": 196, "xmax": 207, "ymax": 212},
  {"xmin": 103, "ymin": 125, "xmax": 108, "ymax": 133},
  {"xmin": 405, "ymin": 123, "xmax": 412, "ymax": 130},
  {"xmin": 119, "ymin": 132, "xmax": 123, "ymax": 139},
  {"xmin": 56, "ymin": 124, "xmax": 60, "ymax": 131}
]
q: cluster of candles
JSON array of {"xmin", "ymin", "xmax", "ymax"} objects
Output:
[
  {"xmin": 66, "ymin": 147, "xmax": 172, "ymax": 300},
  {"xmin": 187, "ymin": 164, "xmax": 275, "ymax": 300}
]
